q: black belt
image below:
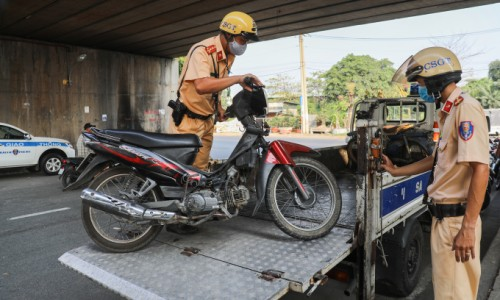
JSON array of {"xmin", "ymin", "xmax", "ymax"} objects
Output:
[
  {"xmin": 186, "ymin": 108, "xmax": 212, "ymax": 120},
  {"xmin": 427, "ymin": 203, "xmax": 466, "ymax": 220}
]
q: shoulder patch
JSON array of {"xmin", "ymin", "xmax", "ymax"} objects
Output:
[
  {"xmin": 459, "ymin": 121, "xmax": 474, "ymax": 141},
  {"xmin": 205, "ymin": 45, "xmax": 216, "ymax": 54},
  {"xmin": 442, "ymin": 100, "xmax": 453, "ymax": 114},
  {"xmin": 454, "ymin": 96, "xmax": 464, "ymax": 106}
]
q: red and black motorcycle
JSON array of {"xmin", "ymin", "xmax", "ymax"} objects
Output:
[{"xmin": 74, "ymin": 82, "xmax": 341, "ymax": 252}]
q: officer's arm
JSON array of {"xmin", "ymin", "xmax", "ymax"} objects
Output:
[
  {"xmin": 193, "ymin": 76, "xmax": 247, "ymax": 94},
  {"xmin": 463, "ymin": 162, "xmax": 489, "ymax": 228},
  {"xmin": 452, "ymin": 161, "xmax": 489, "ymax": 261},
  {"xmin": 381, "ymin": 154, "xmax": 434, "ymax": 177}
]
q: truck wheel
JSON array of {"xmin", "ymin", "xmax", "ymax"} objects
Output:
[
  {"xmin": 41, "ymin": 153, "xmax": 63, "ymax": 175},
  {"xmin": 376, "ymin": 220, "xmax": 424, "ymax": 297}
]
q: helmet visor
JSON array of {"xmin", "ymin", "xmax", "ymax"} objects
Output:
[
  {"xmin": 392, "ymin": 55, "xmax": 424, "ymax": 85},
  {"xmin": 241, "ymin": 31, "xmax": 259, "ymax": 42}
]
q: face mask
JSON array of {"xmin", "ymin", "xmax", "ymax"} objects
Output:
[
  {"xmin": 229, "ymin": 40, "xmax": 247, "ymax": 56},
  {"xmin": 418, "ymin": 85, "xmax": 435, "ymax": 103}
]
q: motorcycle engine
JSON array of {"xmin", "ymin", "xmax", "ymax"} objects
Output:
[
  {"xmin": 185, "ymin": 190, "xmax": 220, "ymax": 213},
  {"xmin": 226, "ymin": 185, "xmax": 250, "ymax": 209}
]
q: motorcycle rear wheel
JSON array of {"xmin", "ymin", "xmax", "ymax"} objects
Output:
[
  {"xmin": 81, "ymin": 166, "xmax": 164, "ymax": 252},
  {"xmin": 61, "ymin": 169, "xmax": 79, "ymax": 188},
  {"xmin": 266, "ymin": 156, "xmax": 341, "ymax": 240}
]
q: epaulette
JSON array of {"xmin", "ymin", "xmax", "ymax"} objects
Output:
[
  {"xmin": 442, "ymin": 100, "xmax": 453, "ymax": 114},
  {"xmin": 454, "ymin": 95, "xmax": 464, "ymax": 106},
  {"xmin": 205, "ymin": 45, "xmax": 216, "ymax": 54}
]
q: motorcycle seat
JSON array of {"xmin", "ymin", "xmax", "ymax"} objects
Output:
[{"xmin": 102, "ymin": 130, "xmax": 202, "ymax": 149}]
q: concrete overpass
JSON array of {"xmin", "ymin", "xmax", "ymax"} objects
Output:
[
  {"xmin": 0, "ymin": 0, "xmax": 498, "ymax": 143},
  {"xmin": 2, "ymin": 0, "xmax": 498, "ymax": 58}
]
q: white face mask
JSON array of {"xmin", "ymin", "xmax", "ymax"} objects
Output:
[{"xmin": 229, "ymin": 40, "xmax": 247, "ymax": 56}]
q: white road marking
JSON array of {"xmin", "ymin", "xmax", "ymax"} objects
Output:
[{"xmin": 8, "ymin": 207, "xmax": 71, "ymax": 220}]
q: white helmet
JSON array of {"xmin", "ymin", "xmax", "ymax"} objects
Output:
[{"xmin": 392, "ymin": 47, "xmax": 462, "ymax": 97}]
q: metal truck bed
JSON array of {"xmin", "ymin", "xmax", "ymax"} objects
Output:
[{"xmin": 59, "ymin": 169, "xmax": 357, "ymax": 300}]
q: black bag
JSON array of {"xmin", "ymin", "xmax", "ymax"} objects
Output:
[{"xmin": 168, "ymin": 99, "xmax": 187, "ymax": 126}]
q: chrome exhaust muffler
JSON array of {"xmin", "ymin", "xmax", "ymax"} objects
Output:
[{"xmin": 81, "ymin": 188, "xmax": 176, "ymax": 221}]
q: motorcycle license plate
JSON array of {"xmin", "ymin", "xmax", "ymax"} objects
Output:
[{"xmin": 58, "ymin": 167, "xmax": 64, "ymax": 175}]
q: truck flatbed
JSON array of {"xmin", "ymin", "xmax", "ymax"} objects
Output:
[
  {"xmin": 60, "ymin": 217, "xmax": 354, "ymax": 299},
  {"xmin": 59, "ymin": 173, "xmax": 357, "ymax": 299}
]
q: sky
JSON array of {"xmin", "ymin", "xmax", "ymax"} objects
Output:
[{"xmin": 229, "ymin": 3, "xmax": 500, "ymax": 92}]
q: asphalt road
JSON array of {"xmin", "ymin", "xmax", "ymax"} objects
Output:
[{"xmin": 1, "ymin": 134, "xmax": 499, "ymax": 299}]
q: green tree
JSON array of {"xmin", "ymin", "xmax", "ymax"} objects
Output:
[
  {"xmin": 322, "ymin": 54, "xmax": 399, "ymax": 101},
  {"xmin": 488, "ymin": 60, "xmax": 500, "ymax": 82},
  {"xmin": 266, "ymin": 73, "xmax": 300, "ymax": 101},
  {"xmin": 319, "ymin": 54, "xmax": 400, "ymax": 128},
  {"xmin": 463, "ymin": 78, "xmax": 500, "ymax": 108}
]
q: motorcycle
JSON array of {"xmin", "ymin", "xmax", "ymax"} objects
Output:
[{"xmin": 74, "ymin": 81, "xmax": 342, "ymax": 253}]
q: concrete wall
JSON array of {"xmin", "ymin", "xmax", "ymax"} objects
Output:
[{"xmin": 0, "ymin": 37, "xmax": 178, "ymax": 146}]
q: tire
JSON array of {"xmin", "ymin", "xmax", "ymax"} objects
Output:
[
  {"xmin": 61, "ymin": 169, "xmax": 79, "ymax": 188},
  {"xmin": 376, "ymin": 221, "xmax": 424, "ymax": 297},
  {"xmin": 41, "ymin": 153, "xmax": 63, "ymax": 175},
  {"xmin": 265, "ymin": 156, "xmax": 341, "ymax": 240},
  {"xmin": 81, "ymin": 166, "xmax": 164, "ymax": 252}
]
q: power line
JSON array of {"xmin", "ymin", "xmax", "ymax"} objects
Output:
[{"xmin": 309, "ymin": 27, "xmax": 500, "ymax": 41}]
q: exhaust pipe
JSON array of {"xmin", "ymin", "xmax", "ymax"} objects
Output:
[{"xmin": 81, "ymin": 188, "xmax": 176, "ymax": 221}]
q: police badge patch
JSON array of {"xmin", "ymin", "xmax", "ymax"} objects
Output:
[{"xmin": 459, "ymin": 121, "xmax": 474, "ymax": 141}]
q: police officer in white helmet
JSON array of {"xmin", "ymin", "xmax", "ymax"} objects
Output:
[{"xmin": 382, "ymin": 47, "xmax": 489, "ymax": 299}]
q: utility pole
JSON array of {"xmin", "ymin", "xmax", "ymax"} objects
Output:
[{"xmin": 299, "ymin": 34, "xmax": 309, "ymax": 134}]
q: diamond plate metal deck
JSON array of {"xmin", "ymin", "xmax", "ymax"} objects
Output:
[
  {"xmin": 60, "ymin": 169, "xmax": 357, "ymax": 299},
  {"xmin": 60, "ymin": 216, "xmax": 353, "ymax": 299}
]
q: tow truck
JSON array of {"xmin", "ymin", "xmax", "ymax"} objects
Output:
[{"xmin": 59, "ymin": 97, "xmax": 436, "ymax": 299}]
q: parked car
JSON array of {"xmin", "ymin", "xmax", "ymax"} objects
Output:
[{"xmin": 0, "ymin": 122, "xmax": 75, "ymax": 175}]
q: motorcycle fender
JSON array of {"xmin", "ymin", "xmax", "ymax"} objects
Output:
[
  {"xmin": 267, "ymin": 140, "xmax": 320, "ymax": 166},
  {"xmin": 63, "ymin": 155, "xmax": 111, "ymax": 191},
  {"xmin": 254, "ymin": 162, "xmax": 275, "ymax": 215}
]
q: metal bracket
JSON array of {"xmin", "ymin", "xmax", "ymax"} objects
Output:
[
  {"xmin": 306, "ymin": 272, "xmax": 328, "ymax": 296},
  {"xmin": 181, "ymin": 247, "xmax": 200, "ymax": 257},
  {"xmin": 259, "ymin": 269, "xmax": 284, "ymax": 282}
]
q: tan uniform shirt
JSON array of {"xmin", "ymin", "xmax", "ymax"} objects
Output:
[
  {"xmin": 427, "ymin": 87, "xmax": 489, "ymax": 203},
  {"xmin": 179, "ymin": 35, "xmax": 234, "ymax": 116}
]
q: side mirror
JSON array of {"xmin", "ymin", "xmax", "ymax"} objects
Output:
[{"xmin": 24, "ymin": 133, "xmax": 31, "ymax": 140}]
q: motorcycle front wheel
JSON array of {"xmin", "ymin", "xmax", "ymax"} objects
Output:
[
  {"xmin": 81, "ymin": 166, "xmax": 164, "ymax": 252},
  {"xmin": 266, "ymin": 156, "xmax": 341, "ymax": 240}
]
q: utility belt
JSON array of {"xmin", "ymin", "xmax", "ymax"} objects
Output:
[
  {"xmin": 427, "ymin": 200, "xmax": 466, "ymax": 220},
  {"xmin": 185, "ymin": 108, "xmax": 212, "ymax": 121},
  {"xmin": 169, "ymin": 99, "xmax": 212, "ymax": 126}
]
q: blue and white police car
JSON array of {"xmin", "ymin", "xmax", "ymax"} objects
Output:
[{"xmin": 0, "ymin": 122, "xmax": 75, "ymax": 175}]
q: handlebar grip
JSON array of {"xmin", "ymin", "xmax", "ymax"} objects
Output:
[{"xmin": 243, "ymin": 76, "xmax": 253, "ymax": 86}]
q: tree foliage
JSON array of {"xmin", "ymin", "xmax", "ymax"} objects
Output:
[
  {"xmin": 489, "ymin": 60, "xmax": 500, "ymax": 82},
  {"xmin": 266, "ymin": 73, "xmax": 300, "ymax": 101},
  {"xmin": 322, "ymin": 54, "xmax": 400, "ymax": 101},
  {"xmin": 463, "ymin": 60, "xmax": 500, "ymax": 109},
  {"xmin": 463, "ymin": 78, "xmax": 500, "ymax": 108}
]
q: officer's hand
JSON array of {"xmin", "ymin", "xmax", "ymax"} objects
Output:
[
  {"xmin": 217, "ymin": 107, "xmax": 228, "ymax": 122},
  {"xmin": 452, "ymin": 227, "xmax": 476, "ymax": 263},
  {"xmin": 380, "ymin": 154, "xmax": 396, "ymax": 174},
  {"xmin": 240, "ymin": 74, "xmax": 264, "ymax": 91}
]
